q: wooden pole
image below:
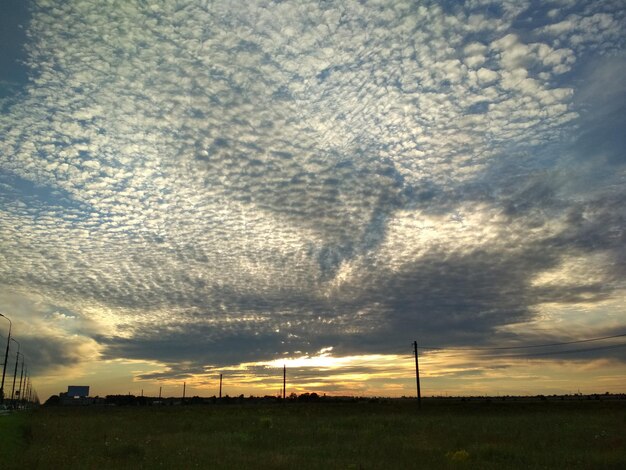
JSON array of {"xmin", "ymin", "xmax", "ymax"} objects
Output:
[
  {"xmin": 17, "ymin": 360, "xmax": 24, "ymax": 407},
  {"xmin": 0, "ymin": 316, "xmax": 12, "ymax": 404},
  {"xmin": 219, "ymin": 374, "xmax": 222, "ymax": 399},
  {"xmin": 10, "ymin": 347, "xmax": 19, "ymax": 405},
  {"xmin": 413, "ymin": 341, "xmax": 421, "ymax": 408},
  {"xmin": 283, "ymin": 365, "xmax": 286, "ymax": 401},
  {"xmin": 183, "ymin": 382, "xmax": 186, "ymax": 399}
]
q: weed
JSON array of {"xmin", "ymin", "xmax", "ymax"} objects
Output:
[{"xmin": 447, "ymin": 449, "xmax": 470, "ymax": 462}]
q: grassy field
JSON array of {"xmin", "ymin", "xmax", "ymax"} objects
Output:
[{"xmin": 1, "ymin": 399, "xmax": 625, "ymax": 469}]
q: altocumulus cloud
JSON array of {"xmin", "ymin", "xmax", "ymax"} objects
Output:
[{"xmin": 0, "ymin": 0, "xmax": 625, "ymax": 379}]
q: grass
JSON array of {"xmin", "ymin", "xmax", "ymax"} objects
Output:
[
  {"xmin": 0, "ymin": 411, "xmax": 33, "ymax": 463},
  {"xmin": 2, "ymin": 399, "xmax": 625, "ymax": 469}
]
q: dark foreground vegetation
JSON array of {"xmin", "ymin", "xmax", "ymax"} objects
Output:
[{"xmin": 1, "ymin": 399, "xmax": 625, "ymax": 469}]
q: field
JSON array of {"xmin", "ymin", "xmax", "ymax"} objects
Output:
[{"xmin": 1, "ymin": 399, "xmax": 625, "ymax": 469}]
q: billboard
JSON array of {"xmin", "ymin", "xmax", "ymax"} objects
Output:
[{"xmin": 67, "ymin": 385, "xmax": 90, "ymax": 397}]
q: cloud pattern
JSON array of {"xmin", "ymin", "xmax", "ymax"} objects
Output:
[{"xmin": 0, "ymin": 0, "xmax": 624, "ymax": 385}]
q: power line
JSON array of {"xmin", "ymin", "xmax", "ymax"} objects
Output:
[
  {"xmin": 491, "ymin": 343, "xmax": 626, "ymax": 359},
  {"xmin": 418, "ymin": 333, "xmax": 626, "ymax": 351}
]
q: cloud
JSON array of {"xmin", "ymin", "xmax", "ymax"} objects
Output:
[
  {"xmin": 0, "ymin": 0, "xmax": 624, "ymax": 388},
  {"xmin": 538, "ymin": 11, "xmax": 624, "ymax": 53},
  {"xmin": 0, "ymin": 288, "xmax": 100, "ymax": 375},
  {"xmin": 569, "ymin": 54, "xmax": 626, "ymax": 168}
]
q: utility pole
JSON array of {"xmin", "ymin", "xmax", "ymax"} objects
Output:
[
  {"xmin": 283, "ymin": 364, "xmax": 286, "ymax": 401},
  {"xmin": 24, "ymin": 377, "xmax": 29, "ymax": 405},
  {"xmin": 413, "ymin": 341, "xmax": 421, "ymax": 408},
  {"xmin": 183, "ymin": 382, "xmax": 186, "ymax": 400},
  {"xmin": 21, "ymin": 366, "xmax": 27, "ymax": 406},
  {"xmin": 219, "ymin": 374, "xmax": 222, "ymax": 399},
  {"xmin": 17, "ymin": 358, "xmax": 24, "ymax": 407},
  {"xmin": 159, "ymin": 386, "xmax": 162, "ymax": 399},
  {"xmin": 10, "ymin": 339, "xmax": 20, "ymax": 405},
  {"xmin": 0, "ymin": 313, "xmax": 12, "ymax": 404}
]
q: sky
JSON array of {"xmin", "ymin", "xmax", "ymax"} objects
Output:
[{"xmin": 0, "ymin": 0, "xmax": 625, "ymax": 401}]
